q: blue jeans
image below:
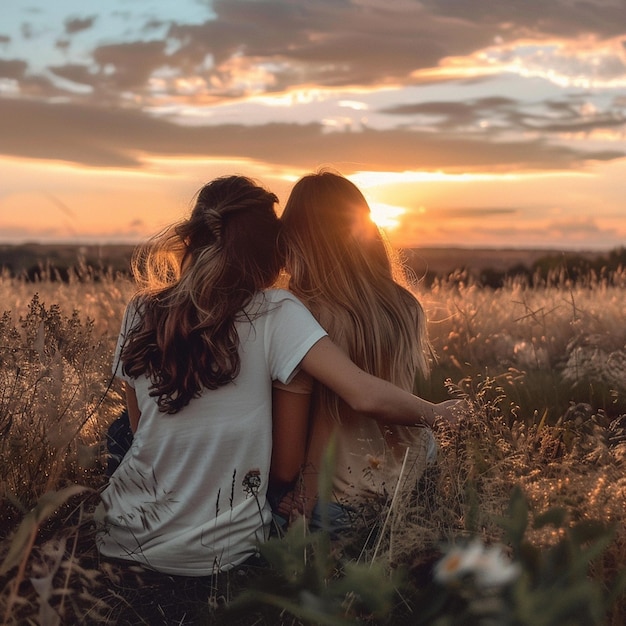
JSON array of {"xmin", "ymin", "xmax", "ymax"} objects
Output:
[
  {"xmin": 309, "ymin": 501, "xmax": 356, "ymax": 539},
  {"xmin": 106, "ymin": 409, "xmax": 133, "ymax": 477}
]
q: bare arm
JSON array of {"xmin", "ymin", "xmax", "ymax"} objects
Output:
[
  {"xmin": 270, "ymin": 387, "xmax": 311, "ymax": 487},
  {"xmin": 300, "ymin": 337, "xmax": 457, "ymax": 427},
  {"xmin": 124, "ymin": 383, "xmax": 141, "ymax": 433}
]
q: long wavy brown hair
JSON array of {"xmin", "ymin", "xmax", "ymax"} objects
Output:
[
  {"xmin": 280, "ymin": 169, "xmax": 431, "ymax": 423},
  {"xmin": 121, "ymin": 175, "xmax": 282, "ymax": 414}
]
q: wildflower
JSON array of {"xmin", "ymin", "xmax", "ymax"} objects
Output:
[
  {"xmin": 434, "ymin": 540, "xmax": 484, "ymax": 583},
  {"xmin": 434, "ymin": 539, "xmax": 520, "ymax": 588},
  {"xmin": 242, "ymin": 469, "xmax": 262, "ymax": 497},
  {"xmin": 472, "ymin": 544, "xmax": 521, "ymax": 588}
]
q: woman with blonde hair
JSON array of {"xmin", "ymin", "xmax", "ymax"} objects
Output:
[
  {"xmin": 95, "ymin": 174, "xmax": 455, "ymax": 581},
  {"xmin": 272, "ymin": 169, "xmax": 446, "ymax": 533}
]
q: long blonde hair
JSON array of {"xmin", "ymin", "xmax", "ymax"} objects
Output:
[
  {"xmin": 280, "ymin": 169, "xmax": 431, "ymax": 422},
  {"xmin": 122, "ymin": 175, "xmax": 282, "ymax": 414}
]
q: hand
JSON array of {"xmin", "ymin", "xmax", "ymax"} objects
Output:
[
  {"xmin": 434, "ymin": 399, "xmax": 464, "ymax": 427},
  {"xmin": 276, "ymin": 489, "xmax": 307, "ymax": 522}
]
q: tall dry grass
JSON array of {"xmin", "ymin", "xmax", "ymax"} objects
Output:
[
  {"xmin": 0, "ymin": 267, "xmax": 624, "ymax": 624},
  {"xmin": 416, "ymin": 266, "xmax": 626, "ymax": 420},
  {"xmin": 0, "ymin": 272, "xmax": 134, "ymax": 511}
]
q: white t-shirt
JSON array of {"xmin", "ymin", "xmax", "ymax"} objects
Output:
[{"xmin": 94, "ymin": 289, "xmax": 326, "ymax": 576}]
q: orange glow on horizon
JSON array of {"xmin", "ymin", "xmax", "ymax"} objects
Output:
[{"xmin": 369, "ymin": 202, "xmax": 406, "ymax": 230}]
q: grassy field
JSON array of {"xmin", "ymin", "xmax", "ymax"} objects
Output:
[{"xmin": 0, "ymin": 260, "xmax": 625, "ymax": 624}]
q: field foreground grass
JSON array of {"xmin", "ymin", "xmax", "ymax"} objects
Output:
[{"xmin": 0, "ymin": 267, "xmax": 625, "ymax": 624}]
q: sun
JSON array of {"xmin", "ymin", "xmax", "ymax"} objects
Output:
[{"xmin": 368, "ymin": 202, "xmax": 406, "ymax": 230}]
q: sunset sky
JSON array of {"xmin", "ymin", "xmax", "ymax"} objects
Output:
[{"xmin": 1, "ymin": 0, "xmax": 625, "ymax": 250}]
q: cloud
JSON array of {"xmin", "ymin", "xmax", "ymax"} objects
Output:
[
  {"xmin": 48, "ymin": 64, "xmax": 95, "ymax": 88},
  {"xmin": 4, "ymin": 0, "xmax": 626, "ymax": 106},
  {"xmin": 546, "ymin": 217, "xmax": 605, "ymax": 235},
  {"xmin": 92, "ymin": 40, "xmax": 168, "ymax": 90},
  {"xmin": 381, "ymin": 93, "xmax": 626, "ymax": 137},
  {"xmin": 430, "ymin": 207, "xmax": 519, "ymax": 218},
  {"xmin": 55, "ymin": 39, "xmax": 70, "ymax": 53},
  {"xmin": 392, "ymin": 210, "xmax": 624, "ymax": 251},
  {"xmin": 0, "ymin": 59, "xmax": 27, "ymax": 80},
  {"xmin": 164, "ymin": 0, "xmax": 492, "ymax": 94},
  {"xmin": 380, "ymin": 97, "xmax": 518, "ymax": 133},
  {"xmin": 20, "ymin": 23, "xmax": 34, "ymax": 40},
  {"xmin": 0, "ymin": 97, "xmax": 622, "ymax": 171},
  {"xmin": 519, "ymin": 112, "xmax": 626, "ymax": 133},
  {"xmin": 419, "ymin": 0, "xmax": 626, "ymax": 40},
  {"xmin": 383, "ymin": 97, "xmax": 516, "ymax": 118},
  {"xmin": 1, "ymin": 0, "xmax": 625, "ymax": 180},
  {"xmin": 0, "ymin": 99, "xmax": 146, "ymax": 167},
  {"xmin": 0, "ymin": 1, "xmax": 507, "ymax": 101},
  {"xmin": 64, "ymin": 16, "xmax": 97, "ymax": 35},
  {"xmin": 493, "ymin": 218, "xmax": 623, "ymax": 248}
]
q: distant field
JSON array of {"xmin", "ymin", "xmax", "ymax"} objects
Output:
[
  {"xmin": 0, "ymin": 242, "xmax": 604, "ymax": 278},
  {"xmin": 403, "ymin": 247, "xmax": 599, "ymax": 276},
  {"xmin": 0, "ymin": 243, "xmax": 135, "ymax": 277}
]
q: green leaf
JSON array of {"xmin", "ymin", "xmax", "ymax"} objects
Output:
[
  {"xmin": 331, "ymin": 561, "xmax": 399, "ymax": 616},
  {"xmin": 495, "ymin": 485, "xmax": 529, "ymax": 548},
  {"xmin": 257, "ymin": 517, "xmax": 312, "ymax": 582},
  {"xmin": 318, "ymin": 431, "xmax": 337, "ymax": 509},
  {"xmin": 533, "ymin": 507, "xmax": 567, "ymax": 530},
  {"xmin": 232, "ymin": 590, "xmax": 349, "ymax": 626},
  {"xmin": 569, "ymin": 519, "xmax": 612, "ymax": 546}
]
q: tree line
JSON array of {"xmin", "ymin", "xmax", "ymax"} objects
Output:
[{"xmin": 1, "ymin": 243, "xmax": 624, "ymax": 287}]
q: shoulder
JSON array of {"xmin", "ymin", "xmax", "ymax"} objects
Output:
[
  {"xmin": 120, "ymin": 297, "xmax": 140, "ymax": 329},
  {"xmin": 124, "ymin": 293, "xmax": 148, "ymax": 314},
  {"xmin": 240, "ymin": 290, "xmax": 316, "ymax": 331},
  {"xmin": 248, "ymin": 289, "xmax": 310, "ymax": 314},
  {"xmin": 121, "ymin": 295, "xmax": 147, "ymax": 330},
  {"xmin": 262, "ymin": 288, "xmax": 305, "ymax": 305},
  {"xmin": 248, "ymin": 290, "xmax": 325, "ymax": 337}
]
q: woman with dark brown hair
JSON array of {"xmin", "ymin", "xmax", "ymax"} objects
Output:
[{"xmin": 95, "ymin": 174, "xmax": 456, "ymax": 576}]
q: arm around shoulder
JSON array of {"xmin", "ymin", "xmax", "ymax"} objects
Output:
[{"xmin": 299, "ymin": 337, "xmax": 455, "ymax": 428}]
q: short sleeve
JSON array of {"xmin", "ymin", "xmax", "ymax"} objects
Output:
[
  {"xmin": 273, "ymin": 369, "xmax": 314, "ymax": 394},
  {"xmin": 263, "ymin": 290, "xmax": 327, "ymax": 385}
]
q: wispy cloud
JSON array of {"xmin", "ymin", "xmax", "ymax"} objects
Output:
[
  {"xmin": 0, "ymin": 97, "xmax": 622, "ymax": 171},
  {"xmin": 64, "ymin": 16, "xmax": 97, "ymax": 35}
]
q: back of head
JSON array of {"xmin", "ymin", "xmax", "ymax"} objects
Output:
[
  {"xmin": 178, "ymin": 175, "xmax": 282, "ymax": 303},
  {"xmin": 124, "ymin": 175, "xmax": 282, "ymax": 413},
  {"xmin": 281, "ymin": 169, "xmax": 430, "ymax": 420},
  {"xmin": 133, "ymin": 175, "xmax": 281, "ymax": 299},
  {"xmin": 281, "ymin": 170, "xmax": 390, "ymax": 295}
]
